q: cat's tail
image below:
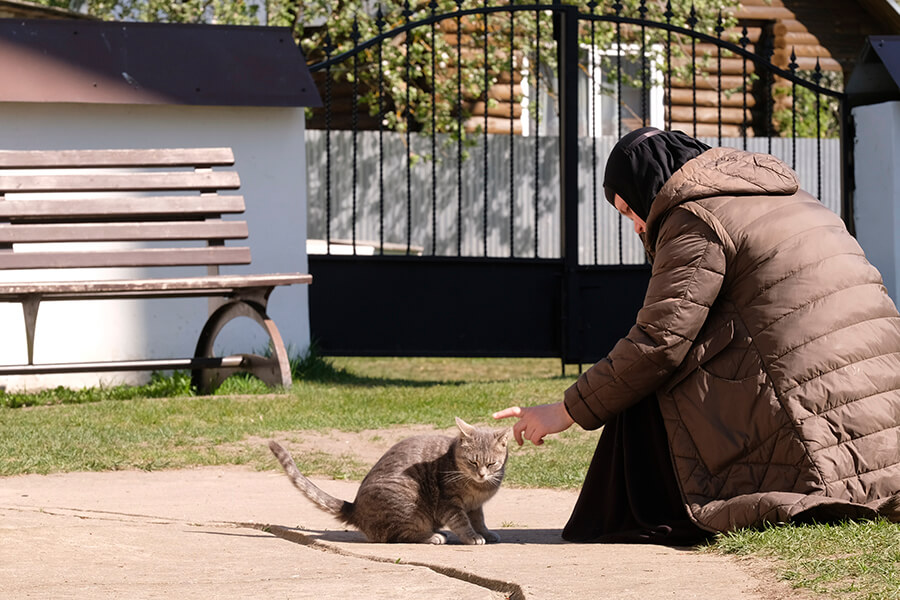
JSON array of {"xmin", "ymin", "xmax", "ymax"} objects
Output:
[{"xmin": 268, "ymin": 440, "xmax": 353, "ymax": 522}]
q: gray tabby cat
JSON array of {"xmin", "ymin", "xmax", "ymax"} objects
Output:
[{"xmin": 268, "ymin": 417, "xmax": 509, "ymax": 544}]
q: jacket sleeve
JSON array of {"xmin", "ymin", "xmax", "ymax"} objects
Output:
[{"xmin": 564, "ymin": 207, "xmax": 727, "ymax": 430}]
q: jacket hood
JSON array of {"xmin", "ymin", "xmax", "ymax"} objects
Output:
[{"xmin": 644, "ymin": 147, "xmax": 800, "ymax": 250}]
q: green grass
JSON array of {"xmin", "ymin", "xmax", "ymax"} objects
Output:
[
  {"xmin": 705, "ymin": 519, "xmax": 900, "ymax": 600},
  {"xmin": 1, "ymin": 355, "xmax": 897, "ymax": 600},
  {"xmin": 0, "ymin": 355, "xmax": 595, "ymax": 484}
]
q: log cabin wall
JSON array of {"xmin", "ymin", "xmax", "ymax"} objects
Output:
[
  {"xmin": 668, "ymin": 0, "xmax": 896, "ymax": 138},
  {"xmin": 0, "ymin": 0, "xmax": 93, "ymax": 19}
]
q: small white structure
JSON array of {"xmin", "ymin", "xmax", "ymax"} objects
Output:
[
  {"xmin": 0, "ymin": 20, "xmax": 320, "ymax": 390},
  {"xmin": 848, "ymin": 35, "xmax": 900, "ymax": 310}
]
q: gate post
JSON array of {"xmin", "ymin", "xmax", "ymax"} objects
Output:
[
  {"xmin": 840, "ymin": 98, "xmax": 856, "ymax": 236},
  {"xmin": 557, "ymin": 4, "xmax": 581, "ymax": 365}
]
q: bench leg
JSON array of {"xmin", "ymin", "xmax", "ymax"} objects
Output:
[
  {"xmin": 22, "ymin": 295, "xmax": 41, "ymax": 366},
  {"xmin": 191, "ymin": 297, "xmax": 291, "ymax": 395}
]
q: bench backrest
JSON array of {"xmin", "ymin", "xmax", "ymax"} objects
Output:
[{"xmin": 0, "ymin": 148, "xmax": 250, "ymax": 271}]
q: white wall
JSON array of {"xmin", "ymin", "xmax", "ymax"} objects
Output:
[
  {"xmin": 853, "ymin": 100, "xmax": 900, "ymax": 310},
  {"xmin": 0, "ymin": 102, "xmax": 310, "ymax": 391}
]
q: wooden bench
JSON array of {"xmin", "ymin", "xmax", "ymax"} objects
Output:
[{"xmin": 0, "ymin": 147, "xmax": 311, "ymax": 394}]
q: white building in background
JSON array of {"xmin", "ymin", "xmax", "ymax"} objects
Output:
[
  {"xmin": 0, "ymin": 19, "xmax": 320, "ymax": 390},
  {"xmin": 847, "ymin": 35, "xmax": 900, "ymax": 310}
]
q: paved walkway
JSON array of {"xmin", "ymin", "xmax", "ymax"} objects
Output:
[{"xmin": 0, "ymin": 467, "xmax": 789, "ymax": 599}]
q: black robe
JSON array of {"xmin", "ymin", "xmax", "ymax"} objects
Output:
[{"xmin": 562, "ymin": 396, "xmax": 713, "ymax": 546}]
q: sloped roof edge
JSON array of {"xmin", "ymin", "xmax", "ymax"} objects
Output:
[
  {"xmin": 0, "ymin": 19, "xmax": 321, "ymax": 107},
  {"xmin": 847, "ymin": 35, "xmax": 900, "ymax": 106},
  {"xmin": 858, "ymin": 0, "xmax": 900, "ymax": 33}
]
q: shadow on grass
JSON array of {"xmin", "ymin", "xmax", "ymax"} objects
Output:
[
  {"xmin": 297, "ymin": 357, "xmax": 466, "ymax": 389},
  {"xmin": 298, "ymin": 360, "xmax": 576, "ymax": 389},
  {"xmin": 0, "ymin": 351, "xmax": 573, "ymax": 408}
]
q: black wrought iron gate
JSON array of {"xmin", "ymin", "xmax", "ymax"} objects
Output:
[{"xmin": 304, "ymin": 1, "xmax": 850, "ymax": 365}]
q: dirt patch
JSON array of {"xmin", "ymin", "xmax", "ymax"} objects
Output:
[
  {"xmin": 733, "ymin": 556, "xmax": 814, "ymax": 600},
  {"xmin": 260, "ymin": 424, "xmax": 459, "ymax": 468}
]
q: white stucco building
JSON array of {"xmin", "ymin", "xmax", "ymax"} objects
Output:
[{"xmin": 0, "ymin": 19, "xmax": 320, "ymax": 390}]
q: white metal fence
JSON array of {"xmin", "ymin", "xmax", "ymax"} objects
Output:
[{"xmin": 306, "ymin": 130, "xmax": 841, "ymax": 265}]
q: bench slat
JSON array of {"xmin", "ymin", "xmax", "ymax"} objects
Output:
[
  {"xmin": 0, "ymin": 356, "xmax": 246, "ymax": 376},
  {"xmin": 0, "ymin": 273, "xmax": 312, "ymax": 300},
  {"xmin": 0, "ymin": 148, "xmax": 235, "ymax": 169},
  {"xmin": 0, "ymin": 196, "xmax": 246, "ymax": 219},
  {"xmin": 0, "ymin": 221, "xmax": 249, "ymax": 243},
  {"xmin": 0, "ymin": 247, "xmax": 252, "ymax": 270},
  {"xmin": 0, "ymin": 171, "xmax": 240, "ymax": 194}
]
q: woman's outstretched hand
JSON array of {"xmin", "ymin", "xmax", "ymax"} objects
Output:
[{"xmin": 492, "ymin": 402, "xmax": 575, "ymax": 446}]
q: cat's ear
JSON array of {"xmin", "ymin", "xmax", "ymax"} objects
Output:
[
  {"xmin": 495, "ymin": 428, "xmax": 511, "ymax": 447},
  {"xmin": 455, "ymin": 416, "xmax": 476, "ymax": 438}
]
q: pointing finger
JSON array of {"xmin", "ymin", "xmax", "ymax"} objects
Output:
[{"xmin": 492, "ymin": 406, "xmax": 523, "ymax": 420}]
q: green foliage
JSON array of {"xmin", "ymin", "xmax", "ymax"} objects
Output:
[
  {"xmin": 0, "ymin": 347, "xmax": 339, "ymax": 408},
  {"xmin": 773, "ymin": 70, "xmax": 843, "ymax": 139},
  {"xmin": 68, "ymin": 0, "xmax": 261, "ymax": 24},
  {"xmin": 0, "ymin": 371, "xmax": 192, "ymax": 409}
]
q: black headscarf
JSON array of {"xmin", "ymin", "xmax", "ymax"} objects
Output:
[{"xmin": 603, "ymin": 127, "xmax": 711, "ymax": 222}]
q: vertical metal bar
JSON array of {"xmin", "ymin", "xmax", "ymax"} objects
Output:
[
  {"xmin": 377, "ymin": 9, "xmax": 385, "ymax": 255},
  {"xmin": 483, "ymin": 0, "xmax": 490, "ymax": 257},
  {"xmin": 764, "ymin": 34, "xmax": 774, "ymax": 156},
  {"xmin": 789, "ymin": 48, "xmax": 798, "ymax": 170},
  {"xmin": 665, "ymin": 1, "xmax": 673, "ymax": 131},
  {"xmin": 351, "ymin": 18, "xmax": 360, "ymax": 255},
  {"xmin": 689, "ymin": 3, "xmax": 698, "ymax": 138},
  {"xmin": 509, "ymin": 6, "xmax": 516, "ymax": 258},
  {"xmin": 431, "ymin": 0, "xmax": 438, "ymax": 256},
  {"xmin": 813, "ymin": 59, "xmax": 823, "ymax": 202},
  {"xmin": 716, "ymin": 11, "xmax": 723, "ymax": 146},
  {"xmin": 614, "ymin": 1, "xmax": 623, "ymax": 265},
  {"xmin": 324, "ymin": 34, "xmax": 333, "ymax": 255},
  {"xmin": 640, "ymin": 0, "xmax": 648, "ymax": 127},
  {"xmin": 404, "ymin": 1, "xmax": 413, "ymax": 255},
  {"xmin": 456, "ymin": 0, "xmax": 463, "ymax": 257},
  {"xmin": 590, "ymin": 1, "xmax": 598, "ymax": 265},
  {"xmin": 740, "ymin": 27, "xmax": 748, "ymax": 150},
  {"xmin": 614, "ymin": 2, "xmax": 623, "ymax": 138},
  {"xmin": 534, "ymin": 6, "xmax": 541, "ymax": 258},
  {"xmin": 558, "ymin": 4, "xmax": 580, "ymax": 361}
]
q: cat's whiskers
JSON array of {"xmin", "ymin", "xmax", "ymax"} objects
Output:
[
  {"xmin": 441, "ymin": 470, "xmax": 472, "ymax": 484},
  {"xmin": 485, "ymin": 472, "xmax": 504, "ymax": 484}
]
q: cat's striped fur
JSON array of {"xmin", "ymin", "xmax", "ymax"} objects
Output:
[{"xmin": 268, "ymin": 417, "xmax": 509, "ymax": 544}]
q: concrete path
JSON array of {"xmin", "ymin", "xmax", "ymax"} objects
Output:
[{"xmin": 0, "ymin": 467, "xmax": 790, "ymax": 599}]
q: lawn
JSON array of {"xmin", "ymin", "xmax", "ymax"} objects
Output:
[{"xmin": 1, "ymin": 355, "xmax": 897, "ymax": 600}]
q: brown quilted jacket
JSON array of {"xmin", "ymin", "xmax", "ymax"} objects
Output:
[{"xmin": 564, "ymin": 147, "xmax": 900, "ymax": 533}]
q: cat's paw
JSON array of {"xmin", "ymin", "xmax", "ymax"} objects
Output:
[
  {"xmin": 426, "ymin": 532, "xmax": 447, "ymax": 544},
  {"xmin": 482, "ymin": 530, "xmax": 501, "ymax": 543},
  {"xmin": 462, "ymin": 533, "xmax": 486, "ymax": 545}
]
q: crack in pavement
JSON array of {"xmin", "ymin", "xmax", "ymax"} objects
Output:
[
  {"xmin": 2, "ymin": 505, "xmax": 525, "ymax": 600},
  {"xmin": 245, "ymin": 522, "xmax": 526, "ymax": 600},
  {"xmin": 0, "ymin": 504, "xmax": 237, "ymax": 528}
]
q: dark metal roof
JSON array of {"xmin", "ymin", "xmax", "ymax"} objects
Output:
[
  {"xmin": 847, "ymin": 35, "xmax": 900, "ymax": 107},
  {"xmin": 0, "ymin": 19, "xmax": 321, "ymax": 107}
]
